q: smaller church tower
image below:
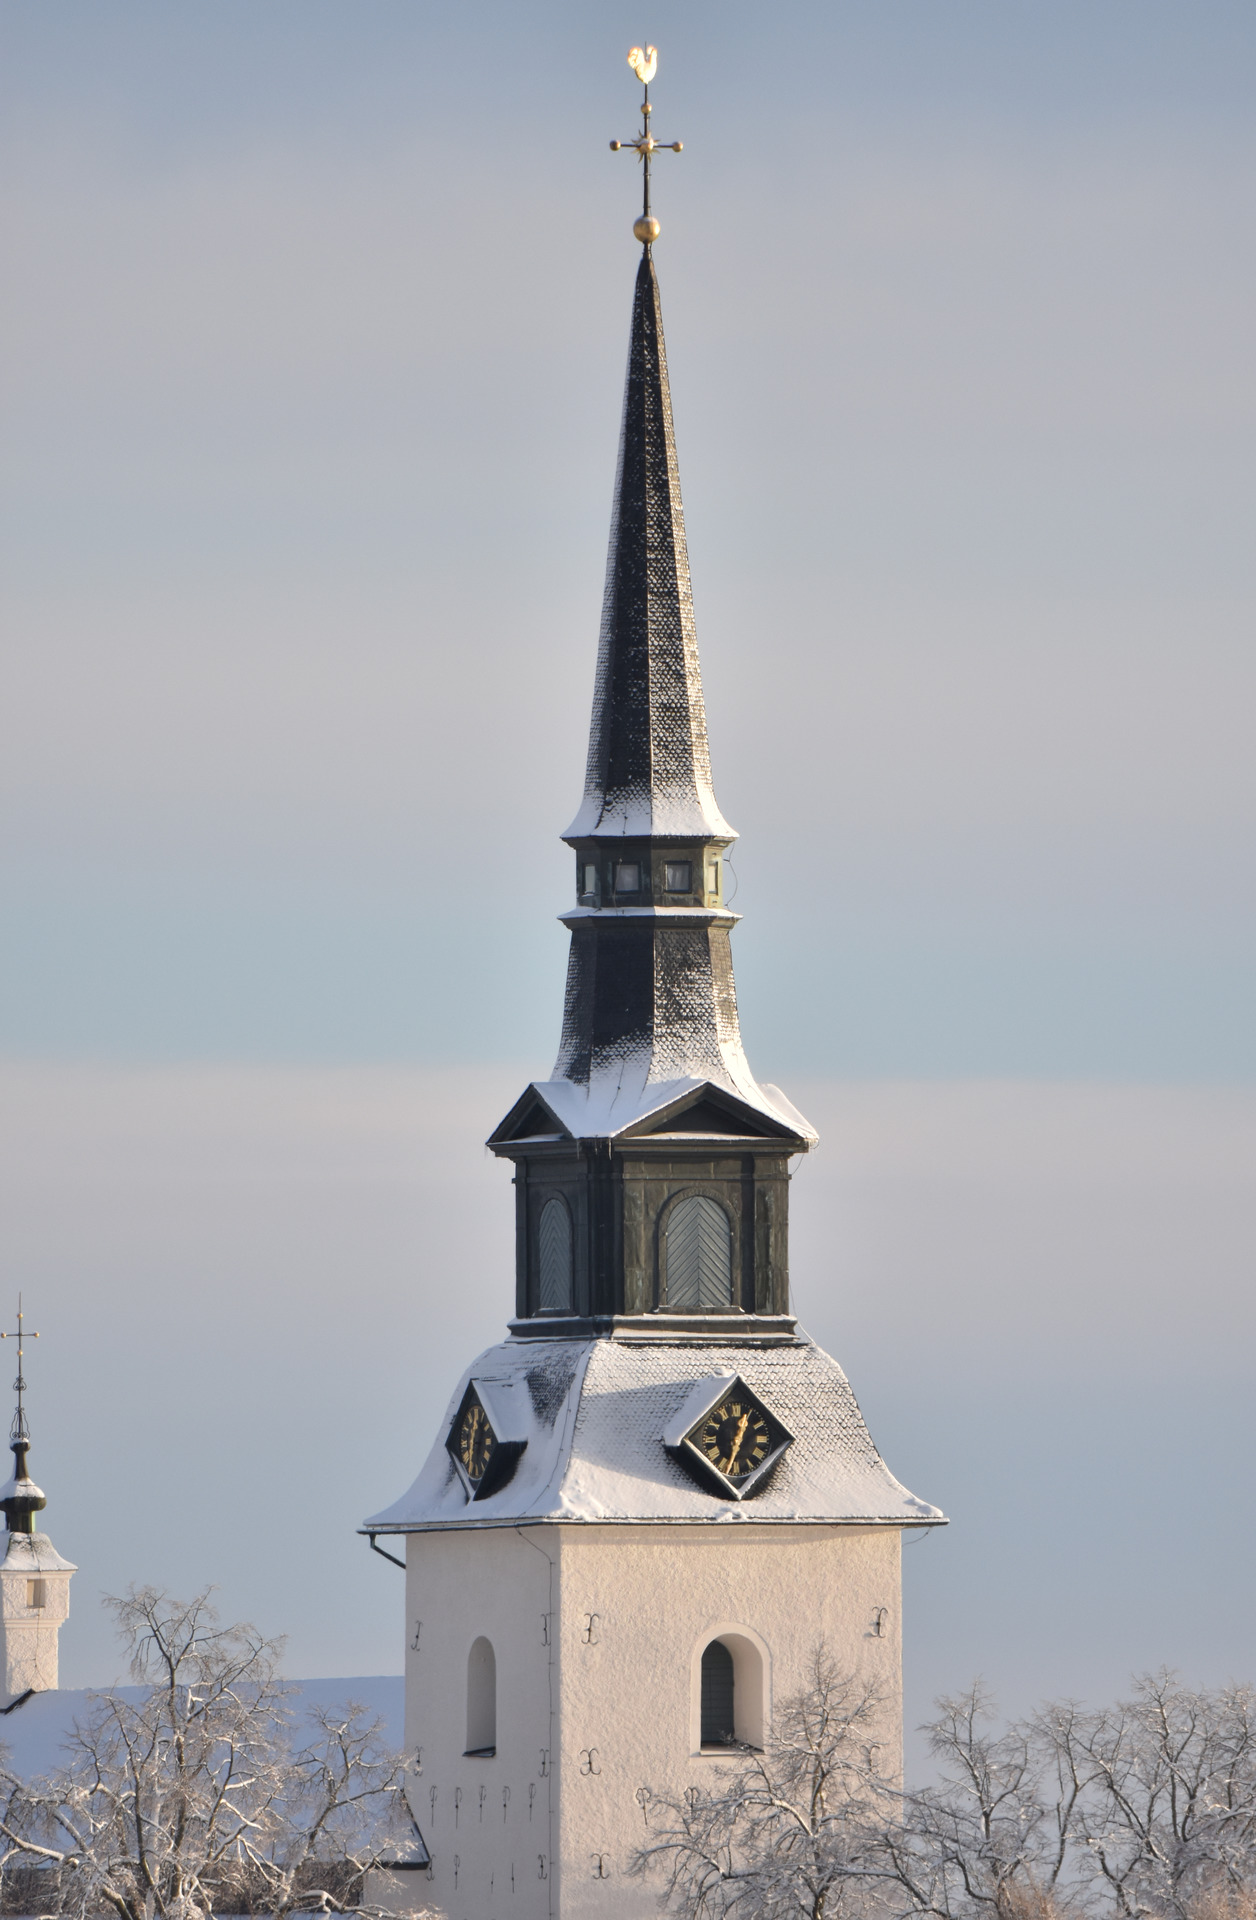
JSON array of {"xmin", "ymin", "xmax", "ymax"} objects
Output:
[{"xmin": 0, "ymin": 1304, "xmax": 75, "ymax": 1706}]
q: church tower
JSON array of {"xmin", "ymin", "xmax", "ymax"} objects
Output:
[
  {"xmin": 366, "ymin": 51, "xmax": 942, "ymax": 1920},
  {"xmin": 0, "ymin": 1305, "xmax": 75, "ymax": 1708}
]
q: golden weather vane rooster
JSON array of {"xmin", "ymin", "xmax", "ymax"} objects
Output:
[{"xmin": 627, "ymin": 45, "xmax": 657, "ymax": 85}]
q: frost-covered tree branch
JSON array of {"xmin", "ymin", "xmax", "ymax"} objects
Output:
[
  {"xmin": 631, "ymin": 1647, "xmax": 896, "ymax": 1920},
  {"xmin": 0, "ymin": 1585, "xmax": 432, "ymax": 1920},
  {"xmin": 632, "ymin": 1656, "xmax": 1256, "ymax": 1920}
]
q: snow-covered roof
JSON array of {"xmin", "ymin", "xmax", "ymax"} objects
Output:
[
  {"xmin": 0, "ymin": 1530, "xmax": 75, "ymax": 1575},
  {"xmin": 0, "ymin": 1473, "xmax": 45, "ymax": 1507},
  {"xmin": 494, "ymin": 1070, "xmax": 817, "ymax": 1146},
  {"xmin": 364, "ymin": 1336, "xmax": 943, "ymax": 1533}
]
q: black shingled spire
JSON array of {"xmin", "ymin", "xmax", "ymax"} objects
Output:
[
  {"xmin": 565, "ymin": 250, "xmax": 733, "ymax": 846},
  {"xmin": 554, "ymin": 249, "xmax": 761, "ymax": 1103}
]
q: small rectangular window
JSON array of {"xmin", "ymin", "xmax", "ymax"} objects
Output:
[
  {"xmin": 663, "ymin": 861, "xmax": 692, "ymax": 893},
  {"xmin": 582, "ymin": 864, "xmax": 598, "ymax": 898},
  {"xmin": 708, "ymin": 864, "xmax": 719, "ymax": 895},
  {"xmin": 27, "ymin": 1580, "xmax": 45, "ymax": 1609},
  {"xmin": 614, "ymin": 862, "xmax": 640, "ymax": 893}
]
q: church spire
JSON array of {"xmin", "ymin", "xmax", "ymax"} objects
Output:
[
  {"xmin": 0, "ymin": 1300, "xmax": 46, "ymax": 1536},
  {"xmin": 540, "ymin": 51, "xmax": 807, "ymax": 1132},
  {"xmin": 564, "ymin": 247, "xmax": 734, "ymax": 845},
  {"xmin": 566, "ymin": 48, "xmax": 728, "ymax": 845},
  {"xmin": 489, "ymin": 50, "xmax": 813, "ymax": 1336}
]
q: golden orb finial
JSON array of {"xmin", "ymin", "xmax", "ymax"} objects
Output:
[{"xmin": 633, "ymin": 215, "xmax": 661, "ymax": 244}]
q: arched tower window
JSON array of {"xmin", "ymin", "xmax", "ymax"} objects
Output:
[
  {"xmin": 666, "ymin": 1195, "xmax": 733, "ymax": 1310},
  {"xmin": 700, "ymin": 1640, "xmax": 736, "ymax": 1746},
  {"xmin": 537, "ymin": 1197, "xmax": 573, "ymax": 1311},
  {"xmin": 692, "ymin": 1630, "xmax": 768, "ymax": 1753},
  {"xmin": 465, "ymin": 1637, "xmax": 496, "ymax": 1756}
]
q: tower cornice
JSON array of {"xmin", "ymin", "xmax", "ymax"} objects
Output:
[{"xmin": 558, "ymin": 905, "xmax": 741, "ymax": 930}]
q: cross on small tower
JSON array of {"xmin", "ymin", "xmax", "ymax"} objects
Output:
[
  {"xmin": 0, "ymin": 1298, "xmax": 39, "ymax": 1448},
  {"xmin": 609, "ymin": 45, "xmax": 682, "ymax": 247}
]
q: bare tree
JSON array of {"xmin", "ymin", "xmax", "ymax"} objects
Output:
[
  {"xmin": 879, "ymin": 1684, "xmax": 1089, "ymax": 1920},
  {"xmin": 0, "ymin": 1586, "xmax": 429, "ymax": 1920},
  {"xmin": 635, "ymin": 1660, "xmax": 1256, "ymax": 1920},
  {"xmin": 1050, "ymin": 1672, "xmax": 1256, "ymax": 1920},
  {"xmin": 631, "ymin": 1647, "xmax": 893, "ymax": 1920}
]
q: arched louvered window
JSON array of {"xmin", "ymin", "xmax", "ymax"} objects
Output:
[
  {"xmin": 537, "ymin": 1197, "xmax": 573, "ymax": 1311},
  {"xmin": 465, "ymin": 1637, "xmax": 496, "ymax": 1756},
  {"xmin": 700, "ymin": 1640, "xmax": 736, "ymax": 1747},
  {"xmin": 665, "ymin": 1195, "xmax": 733, "ymax": 1310}
]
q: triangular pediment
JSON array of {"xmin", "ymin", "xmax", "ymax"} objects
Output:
[
  {"xmin": 622, "ymin": 1084, "xmax": 804, "ymax": 1143},
  {"xmin": 487, "ymin": 1087, "xmax": 572, "ymax": 1147},
  {"xmin": 644, "ymin": 1097, "xmax": 757, "ymax": 1136}
]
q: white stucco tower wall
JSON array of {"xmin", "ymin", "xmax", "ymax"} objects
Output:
[
  {"xmin": 0, "ymin": 1532, "xmax": 74, "ymax": 1704},
  {"xmin": 393, "ymin": 1518, "xmax": 902, "ymax": 1920}
]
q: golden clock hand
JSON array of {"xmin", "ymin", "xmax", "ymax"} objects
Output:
[{"xmin": 726, "ymin": 1410, "xmax": 751, "ymax": 1472}]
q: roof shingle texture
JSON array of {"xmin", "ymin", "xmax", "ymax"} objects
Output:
[{"xmin": 365, "ymin": 1336, "xmax": 943, "ymax": 1532}]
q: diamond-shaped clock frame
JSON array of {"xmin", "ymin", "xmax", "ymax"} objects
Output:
[
  {"xmin": 663, "ymin": 1375, "xmax": 794, "ymax": 1502},
  {"xmin": 445, "ymin": 1381, "xmax": 528, "ymax": 1503}
]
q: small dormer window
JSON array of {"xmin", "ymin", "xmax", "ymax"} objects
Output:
[
  {"xmin": 615, "ymin": 862, "xmax": 640, "ymax": 893},
  {"xmin": 664, "ymin": 861, "xmax": 691, "ymax": 893}
]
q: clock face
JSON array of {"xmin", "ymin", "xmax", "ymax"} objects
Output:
[
  {"xmin": 458, "ymin": 1397, "xmax": 496, "ymax": 1483},
  {"xmin": 695, "ymin": 1395, "xmax": 774, "ymax": 1481},
  {"xmin": 671, "ymin": 1377, "xmax": 793, "ymax": 1500},
  {"xmin": 445, "ymin": 1382, "xmax": 527, "ymax": 1501}
]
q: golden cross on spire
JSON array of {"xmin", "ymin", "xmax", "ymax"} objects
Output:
[
  {"xmin": 609, "ymin": 45, "xmax": 682, "ymax": 246},
  {"xmin": 0, "ymin": 1295, "xmax": 38, "ymax": 1445}
]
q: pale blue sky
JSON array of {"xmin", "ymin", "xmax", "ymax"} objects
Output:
[{"xmin": 2, "ymin": 0, "xmax": 1252, "ymax": 1077}]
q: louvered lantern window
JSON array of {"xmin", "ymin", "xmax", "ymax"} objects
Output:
[
  {"xmin": 663, "ymin": 860, "xmax": 691, "ymax": 892},
  {"xmin": 700, "ymin": 1640, "xmax": 736, "ymax": 1746},
  {"xmin": 537, "ymin": 1196, "xmax": 574, "ymax": 1311},
  {"xmin": 614, "ymin": 862, "xmax": 640, "ymax": 893},
  {"xmin": 665, "ymin": 1195, "xmax": 733, "ymax": 1309}
]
